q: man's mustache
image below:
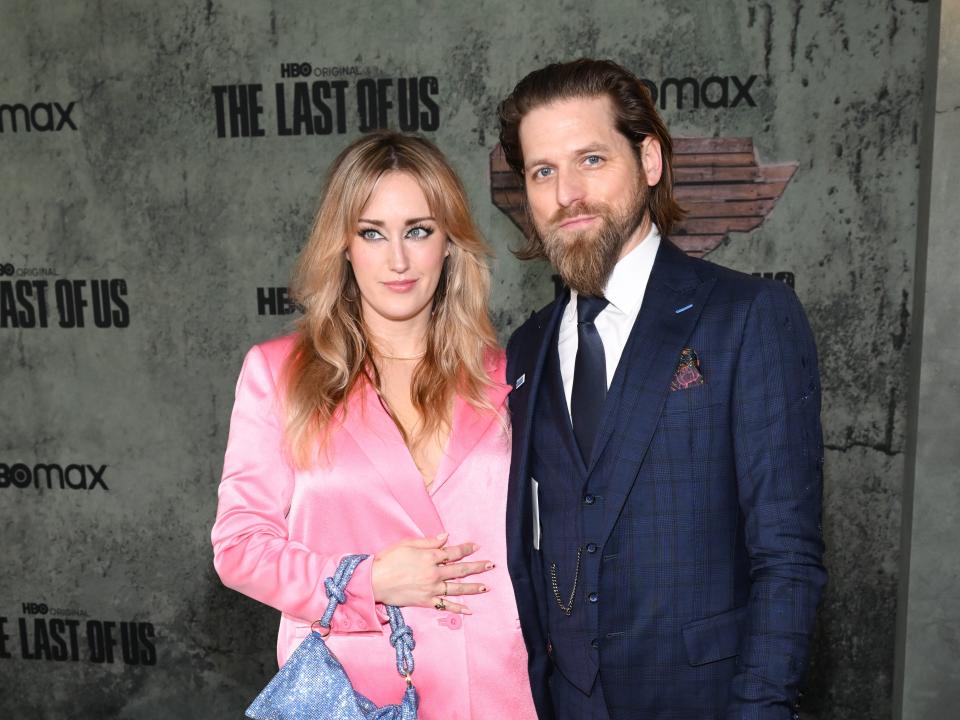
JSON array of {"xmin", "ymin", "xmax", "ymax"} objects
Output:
[{"xmin": 549, "ymin": 201, "xmax": 611, "ymax": 226}]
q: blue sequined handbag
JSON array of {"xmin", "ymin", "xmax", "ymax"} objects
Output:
[{"xmin": 245, "ymin": 554, "xmax": 419, "ymax": 720}]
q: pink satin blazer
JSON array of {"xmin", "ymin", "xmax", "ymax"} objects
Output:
[{"xmin": 211, "ymin": 334, "xmax": 536, "ymax": 720}]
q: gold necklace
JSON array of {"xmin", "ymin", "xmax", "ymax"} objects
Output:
[{"xmin": 376, "ymin": 352, "xmax": 425, "ymax": 361}]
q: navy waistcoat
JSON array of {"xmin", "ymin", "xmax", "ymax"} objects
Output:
[{"xmin": 531, "ymin": 338, "xmax": 619, "ymax": 695}]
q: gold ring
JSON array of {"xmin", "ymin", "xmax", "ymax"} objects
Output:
[
  {"xmin": 443, "ymin": 581, "xmax": 448, "ymax": 596},
  {"xmin": 434, "ymin": 598, "xmax": 446, "ymax": 611}
]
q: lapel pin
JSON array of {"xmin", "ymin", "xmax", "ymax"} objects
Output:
[
  {"xmin": 674, "ymin": 303, "xmax": 694, "ymax": 314},
  {"xmin": 514, "ymin": 374, "xmax": 526, "ymax": 390}
]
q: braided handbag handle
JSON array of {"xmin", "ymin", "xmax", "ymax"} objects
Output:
[{"xmin": 317, "ymin": 554, "xmax": 416, "ymax": 679}]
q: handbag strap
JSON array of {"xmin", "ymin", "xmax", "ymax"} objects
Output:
[{"xmin": 317, "ymin": 553, "xmax": 416, "ymax": 679}]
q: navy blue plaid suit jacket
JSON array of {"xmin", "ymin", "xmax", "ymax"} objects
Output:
[{"xmin": 505, "ymin": 240, "xmax": 826, "ymax": 719}]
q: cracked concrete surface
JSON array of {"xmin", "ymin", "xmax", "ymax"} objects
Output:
[{"xmin": 0, "ymin": 1, "xmax": 928, "ymax": 718}]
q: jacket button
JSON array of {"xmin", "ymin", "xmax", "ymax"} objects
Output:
[
  {"xmin": 584, "ymin": 494, "xmax": 595, "ymax": 505},
  {"xmin": 435, "ymin": 613, "xmax": 462, "ymax": 630},
  {"xmin": 586, "ymin": 543, "xmax": 597, "ymax": 553},
  {"xmin": 588, "ymin": 592, "xmax": 599, "ymax": 603},
  {"xmin": 591, "ymin": 638, "xmax": 599, "ymax": 649}
]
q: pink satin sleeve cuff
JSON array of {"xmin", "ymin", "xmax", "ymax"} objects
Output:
[{"xmin": 210, "ymin": 344, "xmax": 382, "ymax": 633}]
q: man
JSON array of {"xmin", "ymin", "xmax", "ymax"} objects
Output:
[{"xmin": 499, "ymin": 59, "xmax": 826, "ymax": 719}]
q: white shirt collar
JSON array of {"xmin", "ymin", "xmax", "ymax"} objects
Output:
[{"xmin": 597, "ymin": 224, "xmax": 660, "ymax": 314}]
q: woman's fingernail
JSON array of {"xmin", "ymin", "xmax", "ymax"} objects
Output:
[
  {"xmin": 437, "ymin": 532, "xmax": 448, "ymax": 541},
  {"xmin": 479, "ymin": 586, "xmax": 487, "ymax": 593},
  {"xmin": 485, "ymin": 562, "xmax": 495, "ymax": 570},
  {"xmin": 461, "ymin": 606, "xmax": 473, "ymax": 615}
]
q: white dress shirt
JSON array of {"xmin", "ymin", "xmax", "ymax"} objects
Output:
[{"xmin": 558, "ymin": 224, "xmax": 661, "ymax": 416}]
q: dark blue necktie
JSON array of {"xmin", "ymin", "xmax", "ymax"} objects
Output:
[{"xmin": 571, "ymin": 295, "xmax": 609, "ymax": 462}]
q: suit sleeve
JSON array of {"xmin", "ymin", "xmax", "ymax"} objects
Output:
[
  {"xmin": 210, "ymin": 344, "xmax": 382, "ymax": 634},
  {"xmin": 726, "ymin": 282, "xmax": 827, "ymax": 718}
]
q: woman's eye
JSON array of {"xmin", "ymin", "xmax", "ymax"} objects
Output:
[
  {"xmin": 406, "ymin": 225, "xmax": 434, "ymax": 239},
  {"xmin": 358, "ymin": 228, "xmax": 383, "ymax": 241}
]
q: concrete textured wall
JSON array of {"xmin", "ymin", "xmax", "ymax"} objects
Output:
[
  {"xmin": 895, "ymin": 0, "xmax": 960, "ymax": 717},
  {"xmin": 0, "ymin": 2, "xmax": 929, "ymax": 718}
]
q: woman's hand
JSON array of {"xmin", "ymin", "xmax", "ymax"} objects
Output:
[{"xmin": 371, "ymin": 533, "xmax": 492, "ymax": 614}]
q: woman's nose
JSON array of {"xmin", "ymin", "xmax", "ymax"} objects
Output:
[{"xmin": 388, "ymin": 239, "xmax": 409, "ymax": 274}]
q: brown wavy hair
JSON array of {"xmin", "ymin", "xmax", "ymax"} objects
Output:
[
  {"xmin": 497, "ymin": 58, "xmax": 685, "ymax": 258},
  {"xmin": 283, "ymin": 131, "xmax": 499, "ymax": 467}
]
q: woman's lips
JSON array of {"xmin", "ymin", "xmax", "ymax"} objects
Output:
[{"xmin": 383, "ymin": 279, "xmax": 418, "ymax": 292}]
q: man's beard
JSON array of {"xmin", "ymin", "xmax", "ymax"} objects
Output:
[{"xmin": 534, "ymin": 191, "xmax": 647, "ymax": 297}]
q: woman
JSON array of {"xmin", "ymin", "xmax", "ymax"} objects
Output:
[{"xmin": 211, "ymin": 131, "xmax": 536, "ymax": 719}]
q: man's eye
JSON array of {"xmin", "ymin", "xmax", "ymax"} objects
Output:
[
  {"xmin": 533, "ymin": 167, "xmax": 553, "ymax": 179},
  {"xmin": 584, "ymin": 155, "xmax": 602, "ymax": 166},
  {"xmin": 406, "ymin": 225, "xmax": 434, "ymax": 239},
  {"xmin": 359, "ymin": 228, "xmax": 383, "ymax": 241}
]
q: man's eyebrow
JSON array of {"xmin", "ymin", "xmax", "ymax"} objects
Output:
[
  {"xmin": 524, "ymin": 144, "xmax": 615, "ymax": 171},
  {"xmin": 524, "ymin": 157, "xmax": 551, "ymax": 171},
  {"xmin": 573, "ymin": 143, "xmax": 613, "ymax": 156}
]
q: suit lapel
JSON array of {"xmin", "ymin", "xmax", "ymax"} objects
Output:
[
  {"xmin": 338, "ymin": 382, "xmax": 445, "ymax": 537},
  {"xmin": 431, "ymin": 374, "xmax": 511, "ymax": 494},
  {"xmin": 508, "ymin": 293, "xmax": 569, "ymax": 486},
  {"xmin": 588, "ymin": 242, "xmax": 716, "ymax": 539},
  {"xmin": 506, "ymin": 295, "xmax": 568, "ymax": 571}
]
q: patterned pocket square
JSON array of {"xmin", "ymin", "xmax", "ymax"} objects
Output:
[{"xmin": 670, "ymin": 347, "xmax": 705, "ymax": 391}]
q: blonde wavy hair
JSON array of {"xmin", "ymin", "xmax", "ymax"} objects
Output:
[{"xmin": 283, "ymin": 131, "xmax": 499, "ymax": 467}]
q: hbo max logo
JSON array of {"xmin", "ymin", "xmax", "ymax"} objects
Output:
[
  {"xmin": 0, "ymin": 462, "xmax": 109, "ymax": 491},
  {"xmin": 1, "ymin": 263, "xmax": 14, "ymax": 276}
]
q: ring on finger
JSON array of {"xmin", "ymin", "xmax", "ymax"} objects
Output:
[
  {"xmin": 443, "ymin": 581, "xmax": 448, "ymax": 596},
  {"xmin": 434, "ymin": 598, "xmax": 446, "ymax": 611}
]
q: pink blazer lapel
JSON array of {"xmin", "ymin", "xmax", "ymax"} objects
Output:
[
  {"xmin": 431, "ymin": 375, "xmax": 511, "ymax": 494},
  {"xmin": 337, "ymin": 383, "xmax": 445, "ymax": 538}
]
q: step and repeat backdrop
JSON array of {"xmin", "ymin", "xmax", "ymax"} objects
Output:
[{"xmin": 0, "ymin": 1, "xmax": 926, "ymax": 718}]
